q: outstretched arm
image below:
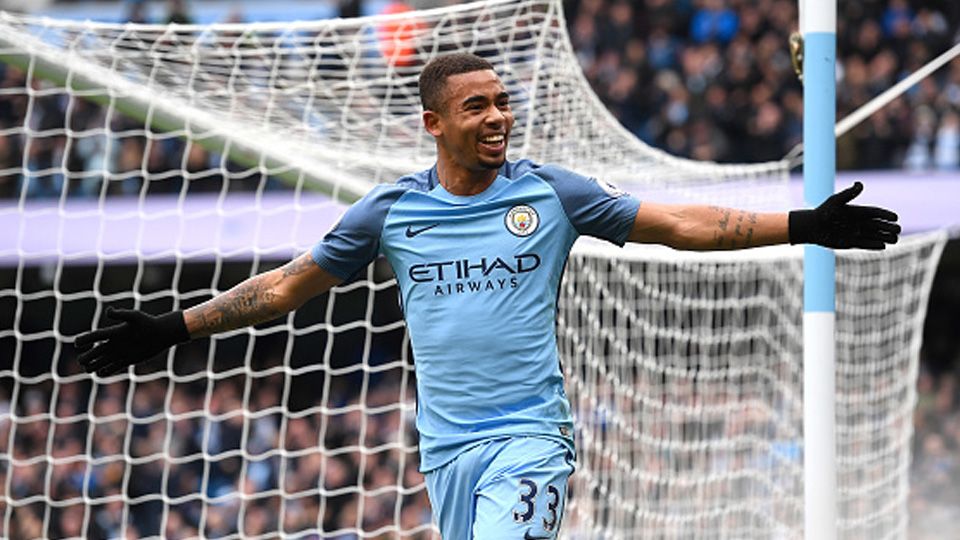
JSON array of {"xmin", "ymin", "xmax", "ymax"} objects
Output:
[
  {"xmin": 628, "ymin": 203, "xmax": 787, "ymax": 250},
  {"xmin": 628, "ymin": 182, "xmax": 900, "ymax": 251},
  {"xmin": 185, "ymin": 252, "xmax": 341, "ymax": 338},
  {"xmin": 75, "ymin": 253, "xmax": 341, "ymax": 375}
]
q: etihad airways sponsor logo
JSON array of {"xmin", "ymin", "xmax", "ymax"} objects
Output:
[
  {"xmin": 407, "ymin": 253, "xmax": 541, "ymax": 296},
  {"xmin": 408, "ymin": 253, "xmax": 540, "ymax": 282}
]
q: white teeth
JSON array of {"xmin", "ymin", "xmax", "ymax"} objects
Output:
[{"xmin": 480, "ymin": 135, "xmax": 504, "ymax": 144}]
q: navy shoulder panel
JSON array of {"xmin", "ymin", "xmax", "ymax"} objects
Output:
[
  {"xmin": 530, "ymin": 163, "xmax": 641, "ymax": 246},
  {"xmin": 498, "ymin": 158, "xmax": 540, "ymax": 179},
  {"xmin": 310, "ymin": 183, "xmax": 410, "ymax": 280},
  {"xmin": 395, "ymin": 166, "xmax": 439, "ymax": 192}
]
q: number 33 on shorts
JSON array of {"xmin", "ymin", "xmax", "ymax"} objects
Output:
[
  {"xmin": 513, "ymin": 478, "xmax": 563, "ymax": 534},
  {"xmin": 425, "ymin": 437, "xmax": 574, "ymax": 539}
]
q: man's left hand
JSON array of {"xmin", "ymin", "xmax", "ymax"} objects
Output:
[{"xmin": 788, "ymin": 182, "xmax": 901, "ymax": 249}]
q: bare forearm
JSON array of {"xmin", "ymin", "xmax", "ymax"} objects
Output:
[
  {"xmin": 184, "ymin": 271, "xmax": 289, "ymax": 338},
  {"xmin": 629, "ymin": 202, "xmax": 789, "ymax": 250},
  {"xmin": 687, "ymin": 206, "xmax": 788, "ymax": 250},
  {"xmin": 183, "ymin": 253, "xmax": 339, "ymax": 338}
]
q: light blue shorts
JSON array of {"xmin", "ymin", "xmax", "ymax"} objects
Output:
[{"xmin": 425, "ymin": 436, "xmax": 575, "ymax": 539}]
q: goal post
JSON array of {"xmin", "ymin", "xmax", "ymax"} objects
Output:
[
  {"xmin": 801, "ymin": 1, "xmax": 839, "ymax": 538},
  {"xmin": 0, "ymin": 0, "xmax": 948, "ymax": 538}
]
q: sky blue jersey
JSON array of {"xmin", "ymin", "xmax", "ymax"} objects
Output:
[{"xmin": 311, "ymin": 160, "xmax": 640, "ymax": 472}]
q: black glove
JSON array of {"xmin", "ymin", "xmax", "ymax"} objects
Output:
[
  {"xmin": 74, "ymin": 307, "xmax": 190, "ymax": 376},
  {"xmin": 788, "ymin": 182, "xmax": 901, "ymax": 249}
]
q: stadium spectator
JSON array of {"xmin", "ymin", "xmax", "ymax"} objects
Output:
[
  {"xmin": 124, "ymin": 0, "xmax": 149, "ymax": 24},
  {"xmin": 165, "ymin": 0, "xmax": 193, "ymax": 25},
  {"xmin": 689, "ymin": 0, "xmax": 739, "ymax": 44}
]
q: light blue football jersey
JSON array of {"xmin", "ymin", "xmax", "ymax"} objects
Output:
[{"xmin": 311, "ymin": 160, "xmax": 640, "ymax": 472}]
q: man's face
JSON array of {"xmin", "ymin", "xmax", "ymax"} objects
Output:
[{"xmin": 424, "ymin": 69, "xmax": 514, "ymax": 171}]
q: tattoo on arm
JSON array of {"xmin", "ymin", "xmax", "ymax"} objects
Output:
[
  {"xmin": 716, "ymin": 208, "xmax": 731, "ymax": 231},
  {"xmin": 186, "ymin": 253, "xmax": 325, "ymax": 338},
  {"xmin": 281, "ymin": 252, "xmax": 317, "ymax": 277},
  {"xmin": 712, "ymin": 209, "xmax": 758, "ymax": 249},
  {"xmin": 740, "ymin": 211, "xmax": 757, "ymax": 247},
  {"xmin": 190, "ymin": 277, "xmax": 284, "ymax": 337},
  {"xmin": 711, "ymin": 207, "xmax": 731, "ymax": 248},
  {"xmin": 188, "ymin": 254, "xmax": 315, "ymax": 337}
]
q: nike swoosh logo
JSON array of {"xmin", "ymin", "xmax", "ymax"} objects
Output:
[
  {"xmin": 523, "ymin": 532, "xmax": 551, "ymax": 540},
  {"xmin": 405, "ymin": 223, "xmax": 439, "ymax": 238}
]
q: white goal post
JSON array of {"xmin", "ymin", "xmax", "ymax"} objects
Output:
[{"xmin": 0, "ymin": 0, "xmax": 947, "ymax": 538}]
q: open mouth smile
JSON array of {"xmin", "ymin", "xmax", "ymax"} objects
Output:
[{"xmin": 478, "ymin": 133, "xmax": 506, "ymax": 153}]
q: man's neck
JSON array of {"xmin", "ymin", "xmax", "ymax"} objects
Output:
[{"xmin": 435, "ymin": 158, "xmax": 499, "ymax": 197}]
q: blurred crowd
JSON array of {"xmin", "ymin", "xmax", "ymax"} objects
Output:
[
  {"xmin": 567, "ymin": 0, "xmax": 960, "ymax": 168},
  {"xmin": 909, "ymin": 369, "xmax": 960, "ymax": 538},
  {"xmin": 1, "ymin": 344, "xmax": 437, "ymax": 539},
  {"xmin": 0, "ymin": 84, "xmax": 260, "ymax": 200}
]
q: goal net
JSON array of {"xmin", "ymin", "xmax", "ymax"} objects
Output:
[
  {"xmin": 0, "ymin": 0, "xmax": 947, "ymax": 538},
  {"xmin": 561, "ymin": 237, "xmax": 943, "ymax": 539}
]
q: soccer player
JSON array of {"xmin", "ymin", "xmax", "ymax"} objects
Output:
[{"xmin": 74, "ymin": 53, "xmax": 900, "ymax": 539}]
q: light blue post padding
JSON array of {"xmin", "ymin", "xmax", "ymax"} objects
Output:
[
  {"xmin": 804, "ymin": 245, "xmax": 835, "ymax": 311},
  {"xmin": 803, "ymin": 32, "xmax": 837, "ymax": 314}
]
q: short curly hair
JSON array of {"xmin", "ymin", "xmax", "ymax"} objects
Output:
[{"xmin": 418, "ymin": 53, "xmax": 495, "ymax": 112}]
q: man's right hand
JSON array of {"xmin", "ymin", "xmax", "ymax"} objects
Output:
[{"xmin": 74, "ymin": 307, "xmax": 191, "ymax": 376}]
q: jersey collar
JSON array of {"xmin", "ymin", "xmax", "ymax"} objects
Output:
[{"xmin": 428, "ymin": 165, "xmax": 510, "ymax": 204}]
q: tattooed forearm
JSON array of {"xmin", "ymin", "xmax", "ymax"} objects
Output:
[
  {"xmin": 281, "ymin": 253, "xmax": 316, "ymax": 278},
  {"xmin": 716, "ymin": 207, "xmax": 731, "ymax": 232},
  {"xmin": 183, "ymin": 253, "xmax": 334, "ymax": 338},
  {"xmin": 739, "ymin": 211, "xmax": 758, "ymax": 247},
  {"xmin": 711, "ymin": 209, "xmax": 759, "ymax": 249},
  {"xmin": 187, "ymin": 276, "xmax": 285, "ymax": 338},
  {"xmin": 714, "ymin": 230, "xmax": 724, "ymax": 248}
]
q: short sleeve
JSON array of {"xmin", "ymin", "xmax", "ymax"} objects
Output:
[
  {"xmin": 310, "ymin": 185, "xmax": 406, "ymax": 280},
  {"xmin": 533, "ymin": 164, "xmax": 641, "ymax": 246}
]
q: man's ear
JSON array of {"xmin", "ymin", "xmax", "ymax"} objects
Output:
[{"xmin": 423, "ymin": 109, "xmax": 443, "ymax": 138}]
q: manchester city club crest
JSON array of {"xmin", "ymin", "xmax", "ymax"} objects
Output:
[{"xmin": 505, "ymin": 204, "xmax": 539, "ymax": 237}]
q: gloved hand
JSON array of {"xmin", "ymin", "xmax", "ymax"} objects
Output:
[
  {"xmin": 788, "ymin": 182, "xmax": 901, "ymax": 249},
  {"xmin": 74, "ymin": 307, "xmax": 190, "ymax": 376}
]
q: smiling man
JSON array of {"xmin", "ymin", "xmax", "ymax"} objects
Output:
[{"xmin": 75, "ymin": 53, "xmax": 900, "ymax": 539}]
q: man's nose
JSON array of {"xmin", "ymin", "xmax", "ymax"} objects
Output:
[{"xmin": 485, "ymin": 105, "xmax": 505, "ymax": 126}]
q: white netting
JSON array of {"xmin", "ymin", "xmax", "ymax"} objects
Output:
[
  {"xmin": 560, "ymin": 235, "xmax": 946, "ymax": 539},
  {"xmin": 0, "ymin": 0, "xmax": 948, "ymax": 538},
  {"xmin": 0, "ymin": 0, "xmax": 788, "ymax": 206},
  {"xmin": 1, "ymin": 258, "xmax": 423, "ymax": 539}
]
